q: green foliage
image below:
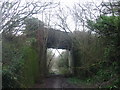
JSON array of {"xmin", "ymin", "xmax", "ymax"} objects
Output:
[
  {"xmin": 72, "ymin": 31, "xmax": 105, "ymax": 77},
  {"xmin": 24, "ymin": 17, "xmax": 44, "ymax": 31},
  {"xmin": 2, "ymin": 35, "xmax": 40, "ymax": 88},
  {"xmin": 21, "ymin": 46, "xmax": 39, "ymax": 87},
  {"xmin": 23, "ymin": 17, "xmax": 44, "ymax": 38},
  {"xmin": 2, "ymin": 67, "xmax": 20, "ymax": 88},
  {"xmin": 56, "ymin": 51, "xmax": 70, "ymax": 75},
  {"xmin": 87, "ymin": 16, "xmax": 120, "ymax": 42},
  {"xmin": 47, "ymin": 49, "xmax": 55, "ymax": 73},
  {"xmin": 2, "ymin": 34, "xmax": 23, "ymax": 65},
  {"xmin": 2, "ymin": 54, "xmax": 25, "ymax": 88},
  {"xmin": 68, "ymin": 77, "xmax": 93, "ymax": 87},
  {"xmin": 87, "ymin": 15, "xmax": 120, "ymax": 73},
  {"xmin": 68, "ymin": 77, "xmax": 82, "ymax": 84},
  {"xmin": 71, "ymin": 16, "xmax": 120, "ymax": 88}
]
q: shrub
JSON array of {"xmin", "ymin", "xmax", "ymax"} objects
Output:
[{"xmin": 2, "ymin": 43, "xmax": 39, "ymax": 88}]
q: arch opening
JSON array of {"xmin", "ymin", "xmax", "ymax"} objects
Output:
[{"xmin": 47, "ymin": 48, "xmax": 73, "ymax": 75}]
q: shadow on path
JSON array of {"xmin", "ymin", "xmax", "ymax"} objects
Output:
[{"xmin": 33, "ymin": 75, "xmax": 80, "ymax": 88}]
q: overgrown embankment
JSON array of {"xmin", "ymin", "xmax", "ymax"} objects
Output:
[
  {"xmin": 2, "ymin": 35, "xmax": 40, "ymax": 88},
  {"xmin": 70, "ymin": 16, "xmax": 120, "ymax": 88}
]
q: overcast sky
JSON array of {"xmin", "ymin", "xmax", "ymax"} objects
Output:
[
  {"xmin": 24, "ymin": 0, "xmax": 108, "ymax": 4},
  {"xmin": 43, "ymin": 0, "xmax": 108, "ymax": 56},
  {"xmin": 34, "ymin": 0, "xmax": 108, "ymax": 56},
  {"xmin": 7, "ymin": 0, "xmax": 109, "ymax": 56}
]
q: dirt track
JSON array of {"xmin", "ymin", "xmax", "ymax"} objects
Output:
[{"xmin": 33, "ymin": 75, "xmax": 80, "ymax": 88}]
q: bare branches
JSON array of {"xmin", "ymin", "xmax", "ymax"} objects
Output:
[
  {"xmin": 101, "ymin": 0, "xmax": 120, "ymax": 15},
  {"xmin": 54, "ymin": 4, "xmax": 73, "ymax": 33},
  {"xmin": 47, "ymin": 51, "xmax": 56, "ymax": 70},
  {"xmin": 1, "ymin": 0, "xmax": 57, "ymax": 35}
]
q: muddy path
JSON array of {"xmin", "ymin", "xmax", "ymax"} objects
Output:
[{"xmin": 33, "ymin": 75, "xmax": 80, "ymax": 88}]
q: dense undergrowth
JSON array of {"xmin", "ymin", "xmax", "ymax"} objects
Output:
[
  {"xmin": 2, "ymin": 36, "xmax": 39, "ymax": 88},
  {"xmin": 69, "ymin": 16, "xmax": 120, "ymax": 88},
  {"xmin": 2, "ymin": 1, "xmax": 120, "ymax": 88},
  {"xmin": 53, "ymin": 16, "xmax": 120, "ymax": 89}
]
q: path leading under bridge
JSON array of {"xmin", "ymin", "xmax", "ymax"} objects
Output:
[{"xmin": 33, "ymin": 75, "xmax": 80, "ymax": 88}]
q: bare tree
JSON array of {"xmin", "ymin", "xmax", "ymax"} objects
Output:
[
  {"xmin": 101, "ymin": 0, "xmax": 120, "ymax": 16},
  {"xmin": 1, "ymin": 0, "xmax": 57, "ymax": 35}
]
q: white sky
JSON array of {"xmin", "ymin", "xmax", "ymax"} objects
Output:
[
  {"xmin": 33, "ymin": 0, "xmax": 109, "ymax": 32},
  {"xmin": 35, "ymin": 0, "xmax": 108, "ymax": 56},
  {"xmin": 7, "ymin": 0, "xmax": 109, "ymax": 56},
  {"xmin": 43, "ymin": 0, "xmax": 108, "ymax": 56},
  {"xmin": 48, "ymin": 48, "xmax": 66, "ymax": 57}
]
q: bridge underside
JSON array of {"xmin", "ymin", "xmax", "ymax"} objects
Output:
[
  {"xmin": 46, "ymin": 28, "xmax": 72, "ymax": 50},
  {"xmin": 37, "ymin": 28, "xmax": 73, "ymax": 76}
]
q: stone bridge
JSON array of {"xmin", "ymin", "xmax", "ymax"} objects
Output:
[
  {"xmin": 36, "ymin": 28, "xmax": 73, "ymax": 77},
  {"xmin": 46, "ymin": 28, "xmax": 72, "ymax": 50}
]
